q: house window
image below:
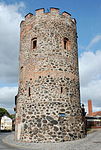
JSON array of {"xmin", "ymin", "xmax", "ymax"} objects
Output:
[
  {"xmin": 63, "ymin": 38, "xmax": 71, "ymax": 50},
  {"xmin": 31, "ymin": 38, "xmax": 37, "ymax": 49}
]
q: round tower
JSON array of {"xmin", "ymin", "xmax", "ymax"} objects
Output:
[{"xmin": 15, "ymin": 8, "xmax": 85, "ymax": 142}]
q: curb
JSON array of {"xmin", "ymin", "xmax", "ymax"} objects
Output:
[
  {"xmin": 2, "ymin": 131, "xmax": 99, "ymax": 150},
  {"xmin": 2, "ymin": 134, "xmax": 34, "ymax": 150},
  {"xmin": 2, "ymin": 134, "xmax": 68, "ymax": 150}
]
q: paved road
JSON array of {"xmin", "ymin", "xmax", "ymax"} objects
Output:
[
  {"xmin": 1, "ymin": 130, "xmax": 101, "ymax": 150},
  {"xmin": 0, "ymin": 132, "xmax": 26, "ymax": 150}
]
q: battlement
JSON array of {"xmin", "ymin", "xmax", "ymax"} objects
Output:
[
  {"xmin": 24, "ymin": 8, "xmax": 75, "ymax": 20},
  {"xmin": 35, "ymin": 8, "xmax": 45, "ymax": 16},
  {"xmin": 25, "ymin": 13, "xmax": 33, "ymax": 19},
  {"xmin": 62, "ymin": 11, "xmax": 71, "ymax": 17},
  {"xmin": 20, "ymin": 8, "xmax": 76, "ymax": 27},
  {"xmin": 71, "ymin": 18, "xmax": 76, "ymax": 24},
  {"xmin": 50, "ymin": 7, "xmax": 59, "ymax": 14},
  {"xmin": 35, "ymin": 7, "xmax": 59, "ymax": 16},
  {"xmin": 20, "ymin": 20, "xmax": 25, "ymax": 27}
]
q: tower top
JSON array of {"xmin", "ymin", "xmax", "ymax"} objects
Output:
[{"xmin": 23, "ymin": 8, "xmax": 76, "ymax": 25}]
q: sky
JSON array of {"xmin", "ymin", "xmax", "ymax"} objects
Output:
[{"xmin": 0, "ymin": 0, "xmax": 101, "ymax": 113}]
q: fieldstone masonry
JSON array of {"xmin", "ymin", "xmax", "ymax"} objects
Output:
[{"xmin": 15, "ymin": 8, "xmax": 85, "ymax": 142}]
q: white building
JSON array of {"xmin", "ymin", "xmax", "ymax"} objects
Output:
[{"xmin": 0, "ymin": 116, "xmax": 12, "ymax": 131}]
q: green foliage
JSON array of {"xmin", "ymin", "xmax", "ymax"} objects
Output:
[
  {"xmin": 10, "ymin": 114, "xmax": 15, "ymax": 119},
  {"xmin": 0, "ymin": 107, "xmax": 11, "ymax": 118}
]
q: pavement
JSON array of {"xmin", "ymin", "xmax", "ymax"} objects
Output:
[
  {"xmin": 2, "ymin": 130, "xmax": 101, "ymax": 150},
  {"xmin": 0, "ymin": 132, "xmax": 25, "ymax": 150}
]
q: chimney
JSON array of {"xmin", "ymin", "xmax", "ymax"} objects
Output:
[{"xmin": 88, "ymin": 100, "xmax": 93, "ymax": 115}]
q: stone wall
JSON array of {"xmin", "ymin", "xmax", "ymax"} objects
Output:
[{"xmin": 15, "ymin": 8, "xmax": 85, "ymax": 142}]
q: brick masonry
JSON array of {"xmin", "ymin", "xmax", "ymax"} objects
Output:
[{"xmin": 15, "ymin": 8, "xmax": 86, "ymax": 142}]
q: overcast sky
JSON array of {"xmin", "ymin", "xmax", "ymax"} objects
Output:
[{"xmin": 0, "ymin": 0, "xmax": 101, "ymax": 113}]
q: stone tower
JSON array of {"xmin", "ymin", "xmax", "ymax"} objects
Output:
[{"xmin": 15, "ymin": 8, "xmax": 85, "ymax": 142}]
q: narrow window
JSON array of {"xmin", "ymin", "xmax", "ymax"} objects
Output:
[
  {"xmin": 31, "ymin": 38, "xmax": 37, "ymax": 49},
  {"xmin": 64, "ymin": 39, "xmax": 67, "ymax": 49},
  {"xmin": 15, "ymin": 95, "xmax": 17, "ymax": 105},
  {"xmin": 20, "ymin": 66, "xmax": 23, "ymax": 81},
  {"xmin": 64, "ymin": 38, "xmax": 71, "ymax": 50},
  {"xmin": 29, "ymin": 87, "xmax": 31, "ymax": 96},
  {"xmin": 61, "ymin": 87, "xmax": 63, "ymax": 93}
]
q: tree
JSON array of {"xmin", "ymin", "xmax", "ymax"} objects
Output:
[
  {"xmin": 10, "ymin": 114, "xmax": 15, "ymax": 119},
  {"xmin": 0, "ymin": 108, "xmax": 11, "ymax": 118}
]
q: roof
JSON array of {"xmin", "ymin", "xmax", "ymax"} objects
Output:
[
  {"xmin": 87, "ymin": 111, "xmax": 101, "ymax": 117},
  {"xmin": 91, "ymin": 111, "xmax": 101, "ymax": 117}
]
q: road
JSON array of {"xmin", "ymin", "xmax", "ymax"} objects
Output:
[
  {"xmin": 1, "ymin": 130, "xmax": 101, "ymax": 150},
  {"xmin": 0, "ymin": 132, "xmax": 25, "ymax": 150}
]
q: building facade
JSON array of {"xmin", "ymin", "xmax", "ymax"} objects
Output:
[
  {"xmin": 86, "ymin": 100, "xmax": 101, "ymax": 128},
  {"xmin": 0, "ymin": 116, "xmax": 12, "ymax": 131},
  {"xmin": 15, "ymin": 8, "xmax": 85, "ymax": 142}
]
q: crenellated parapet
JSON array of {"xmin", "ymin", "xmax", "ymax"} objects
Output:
[
  {"xmin": 62, "ymin": 11, "xmax": 71, "ymax": 17},
  {"xmin": 25, "ymin": 13, "xmax": 33, "ymax": 19},
  {"xmin": 20, "ymin": 8, "xmax": 76, "ymax": 27},
  {"xmin": 35, "ymin": 8, "xmax": 45, "ymax": 16}
]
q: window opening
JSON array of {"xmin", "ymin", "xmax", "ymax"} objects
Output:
[
  {"xmin": 29, "ymin": 87, "xmax": 31, "ymax": 96},
  {"xmin": 21, "ymin": 66, "xmax": 23, "ymax": 69},
  {"xmin": 64, "ymin": 39, "xmax": 67, "ymax": 49},
  {"xmin": 64, "ymin": 38, "xmax": 71, "ymax": 50},
  {"xmin": 61, "ymin": 87, "xmax": 63, "ymax": 93},
  {"xmin": 32, "ymin": 38, "xmax": 37, "ymax": 49},
  {"xmin": 20, "ymin": 66, "xmax": 23, "ymax": 81}
]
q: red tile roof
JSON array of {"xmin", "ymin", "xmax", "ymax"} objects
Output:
[{"xmin": 87, "ymin": 111, "xmax": 101, "ymax": 117}]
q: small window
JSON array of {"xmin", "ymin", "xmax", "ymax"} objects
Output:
[
  {"xmin": 15, "ymin": 95, "xmax": 17, "ymax": 105},
  {"xmin": 64, "ymin": 39, "xmax": 67, "ymax": 49},
  {"xmin": 21, "ymin": 66, "xmax": 23, "ymax": 69},
  {"xmin": 63, "ymin": 38, "xmax": 71, "ymax": 50},
  {"xmin": 20, "ymin": 66, "xmax": 23, "ymax": 81},
  {"xmin": 31, "ymin": 38, "xmax": 37, "ymax": 49},
  {"xmin": 61, "ymin": 87, "xmax": 63, "ymax": 93},
  {"xmin": 29, "ymin": 87, "xmax": 31, "ymax": 96}
]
